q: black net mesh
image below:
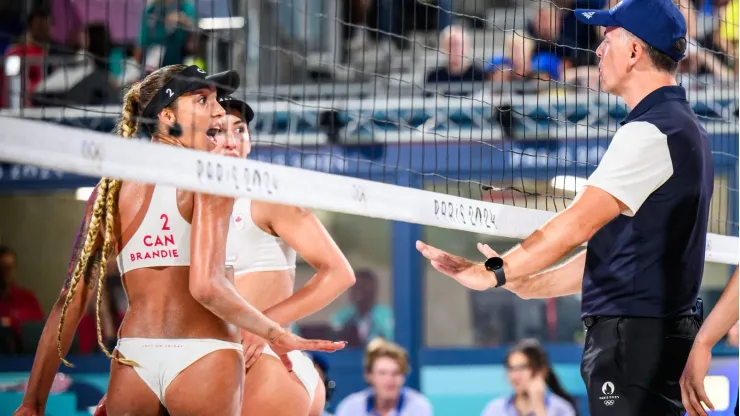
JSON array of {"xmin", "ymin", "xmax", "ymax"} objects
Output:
[{"xmin": 1, "ymin": 0, "xmax": 737, "ymax": 235}]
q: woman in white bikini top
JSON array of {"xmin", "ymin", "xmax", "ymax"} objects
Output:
[
  {"xmin": 218, "ymin": 96, "xmax": 356, "ymax": 416},
  {"xmin": 14, "ymin": 66, "xmax": 343, "ymax": 416}
]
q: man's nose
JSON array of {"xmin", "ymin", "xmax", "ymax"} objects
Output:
[{"xmin": 596, "ymin": 41, "xmax": 606, "ymax": 58}]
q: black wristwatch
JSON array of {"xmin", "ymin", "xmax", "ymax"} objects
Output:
[{"xmin": 485, "ymin": 257, "xmax": 506, "ymax": 288}]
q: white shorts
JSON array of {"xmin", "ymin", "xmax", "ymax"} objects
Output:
[
  {"xmin": 261, "ymin": 345, "xmax": 321, "ymax": 402},
  {"xmin": 116, "ymin": 338, "xmax": 243, "ymax": 408}
]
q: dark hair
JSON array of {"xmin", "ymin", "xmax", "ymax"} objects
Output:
[
  {"xmin": 0, "ymin": 246, "xmax": 17, "ymax": 260},
  {"xmin": 644, "ymin": 38, "xmax": 686, "ymax": 75},
  {"xmin": 355, "ymin": 269, "xmax": 377, "ymax": 282},
  {"xmin": 26, "ymin": 7, "xmax": 50, "ymax": 26},
  {"xmin": 505, "ymin": 339, "xmax": 578, "ymax": 414},
  {"xmin": 85, "ymin": 23, "xmax": 112, "ymax": 70}
]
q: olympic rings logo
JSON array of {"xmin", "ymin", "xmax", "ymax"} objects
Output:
[
  {"xmin": 603, "ymin": 400, "xmax": 615, "ymax": 406},
  {"xmin": 81, "ymin": 140, "xmax": 105, "ymax": 162}
]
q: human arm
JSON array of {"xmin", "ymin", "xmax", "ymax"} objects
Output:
[
  {"xmin": 478, "ymin": 243, "xmax": 585, "ymax": 299},
  {"xmin": 16, "ymin": 186, "xmax": 105, "ymax": 415},
  {"xmin": 258, "ymin": 203, "xmax": 355, "ymax": 326},
  {"xmin": 188, "ymin": 193, "xmax": 344, "ymax": 353},
  {"xmin": 418, "ymin": 121, "xmax": 673, "ymax": 290},
  {"xmin": 416, "ymin": 187, "xmax": 620, "ymax": 290},
  {"xmin": 189, "ymin": 193, "xmax": 289, "ymax": 340},
  {"xmin": 165, "ymin": 1, "xmax": 195, "ymax": 33},
  {"xmin": 681, "ymin": 267, "xmax": 739, "ymax": 416}
]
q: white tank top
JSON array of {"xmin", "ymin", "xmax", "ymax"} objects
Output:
[
  {"xmin": 225, "ymin": 198, "xmax": 296, "ymax": 274},
  {"xmin": 116, "ymin": 185, "xmax": 192, "ymax": 274}
]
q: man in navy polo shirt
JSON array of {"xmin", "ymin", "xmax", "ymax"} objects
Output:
[{"xmin": 416, "ymin": 0, "xmax": 713, "ymax": 414}]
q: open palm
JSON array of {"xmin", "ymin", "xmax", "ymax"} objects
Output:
[{"xmin": 415, "ymin": 240, "xmax": 494, "ymax": 291}]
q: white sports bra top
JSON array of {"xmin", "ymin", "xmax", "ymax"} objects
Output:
[
  {"xmin": 225, "ymin": 198, "xmax": 296, "ymax": 275},
  {"xmin": 116, "ymin": 185, "xmax": 192, "ymax": 274}
]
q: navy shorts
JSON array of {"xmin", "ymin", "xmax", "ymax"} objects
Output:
[{"xmin": 581, "ymin": 316, "xmax": 700, "ymax": 416}]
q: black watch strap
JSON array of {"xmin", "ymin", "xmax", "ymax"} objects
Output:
[{"xmin": 484, "ymin": 257, "xmax": 507, "ymax": 288}]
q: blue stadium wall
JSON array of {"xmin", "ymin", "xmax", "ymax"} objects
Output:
[{"xmin": 0, "ymin": 348, "xmax": 737, "ymax": 416}]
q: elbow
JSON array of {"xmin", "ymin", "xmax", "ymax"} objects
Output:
[
  {"xmin": 336, "ymin": 259, "xmax": 357, "ymax": 291},
  {"xmin": 189, "ymin": 280, "xmax": 220, "ymax": 307},
  {"xmin": 339, "ymin": 265, "xmax": 356, "ymax": 290},
  {"xmin": 324, "ymin": 263, "xmax": 356, "ymax": 292}
]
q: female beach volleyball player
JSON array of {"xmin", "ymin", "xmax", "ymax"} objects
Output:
[
  {"xmin": 92, "ymin": 94, "xmax": 355, "ymax": 416},
  {"xmin": 13, "ymin": 65, "xmax": 343, "ymax": 416},
  {"xmin": 217, "ymin": 95, "xmax": 356, "ymax": 416}
]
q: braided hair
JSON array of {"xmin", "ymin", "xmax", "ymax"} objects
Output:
[{"xmin": 56, "ymin": 64, "xmax": 189, "ymax": 367}]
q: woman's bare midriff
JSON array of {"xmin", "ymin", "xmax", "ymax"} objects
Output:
[
  {"xmin": 114, "ymin": 181, "xmax": 239, "ymax": 344},
  {"xmin": 234, "ymin": 269, "xmax": 295, "ymax": 313},
  {"xmin": 118, "ymin": 267, "xmax": 237, "ymax": 341}
]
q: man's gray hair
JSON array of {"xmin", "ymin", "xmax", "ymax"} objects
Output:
[{"xmin": 618, "ymin": 27, "xmax": 684, "ymax": 75}]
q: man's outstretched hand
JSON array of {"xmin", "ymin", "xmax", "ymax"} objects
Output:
[{"xmin": 416, "ymin": 241, "xmax": 495, "ymax": 291}]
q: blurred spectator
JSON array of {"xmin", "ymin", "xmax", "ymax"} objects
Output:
[
  {"xmin": 558, "ymin": 0, "xmax": 604, "ymax": 67},
  {"xmin": 0, "ymin": 1, "xmax": 25, "ymax": 55},
  {"xmin": 530, "ymin": 52, "xmax": 563, "ymax": 81},
  {"xmin": 2, "ymin": 7, "xmax": 52, "ymax": 107},
  {"xmin": 0, "ymin": 246, "xmax": 44, "ymax": 350},
  {"xmin": 334, "ymin": 338, "xmax": 433, "ymax": 416},
  {"xmin": 183, "ymin": 32, "xmax": 207, "ymax": 70},
  {"xmin": 426, "ymin": 25, "xmax": 486, "ymax": 83},
  {"xmin": 82, "ymin": 23, "xmax": 113, "ymax": 71},
  {"xmin": 370, "ymin": 0, "xmax": 452, "ymax": 49},
  {"xmin": 509, "ymin": 2, "xmax": 602, "ymax": 81},
  {"xmin": 311, "ymin": 354, "xmax": 337, "ymax": 416},
  {"xmin": 331, "ymin": 269, "xmax": 394, "ymax": 346},
  {"xmin": 138, "ymin": 0, "xmax": 196, "ymax": 72},
  {"xmin": 485, "ymin": 56, "xmax": 514, "ymax": 83},
  {"xmin": 716, "ymin": 0, "xmax": 738, "ymax": 71},
  {"xmin": 508, "ymin": 5, "xmax": 562, "ymax": 79},
  {"xmin": 480, "ymin": 340, "xmax": 577, "ymax": 416}
]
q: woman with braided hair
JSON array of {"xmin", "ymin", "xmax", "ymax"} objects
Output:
[{"xmin": 13, "ymin": 65, "xmax": 344, "ymax": 416}]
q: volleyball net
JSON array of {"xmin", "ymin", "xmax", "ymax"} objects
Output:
[{"xmin": 0, "ymin": 0, "xmax": 737, "ymax": 265}]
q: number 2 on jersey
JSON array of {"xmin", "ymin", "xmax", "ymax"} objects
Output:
[{"xmin": 160, "ymin": 214, "xmax": 171, "ymax": 231}]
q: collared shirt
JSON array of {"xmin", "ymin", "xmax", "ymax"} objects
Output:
[
  {"xmin": 334, "ymin": 388, "xmax": 433, "ymax": 416},
  {"xmin": 480, "ymin": 394, "xmax": 577, "ymax": 416},
  {"xmin": 581, "ymin": 85, "xmax": 713, "ymax": 318}
]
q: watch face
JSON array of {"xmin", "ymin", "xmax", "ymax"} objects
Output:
[{"xmin": 485, "ymin": 257, "xmax": 504, "ymax": 271}]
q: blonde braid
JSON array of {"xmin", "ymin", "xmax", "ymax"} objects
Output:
[
  {"xmin": 83, "ymin": 89, "xmax": 143, "ymax": 367},
  {"xmin": 93, "ymin": 179, "xmax": 139, "ymax": 367},
  {"xmin": 117, "ymin": 83, "xmax": 140, "ymax": 138},
  {"xmin": 57, "ymin": 178, "xmax": 108, "ymax": 367}
]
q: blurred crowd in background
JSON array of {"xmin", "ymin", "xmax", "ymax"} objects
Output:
[{"xmin": 0, "ymin": 0, "xmax": 736, "ymax": 109}]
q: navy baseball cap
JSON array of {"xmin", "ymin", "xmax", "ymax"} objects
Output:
[
  {"xmin": 141, "ymin": 65, "xmax": 240, "ymax": 123},
  {"xmin": 575, "ymin": 0, "xmax": 687, "ymax": 62},
  {"xmin": 217, "ymin": 96, "xmax": 255, "ymax": 123}
]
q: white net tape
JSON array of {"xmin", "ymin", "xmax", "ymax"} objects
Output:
[{"xmin": 0, "ymin": 115, "xmax": 737, "ymax": 265}]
